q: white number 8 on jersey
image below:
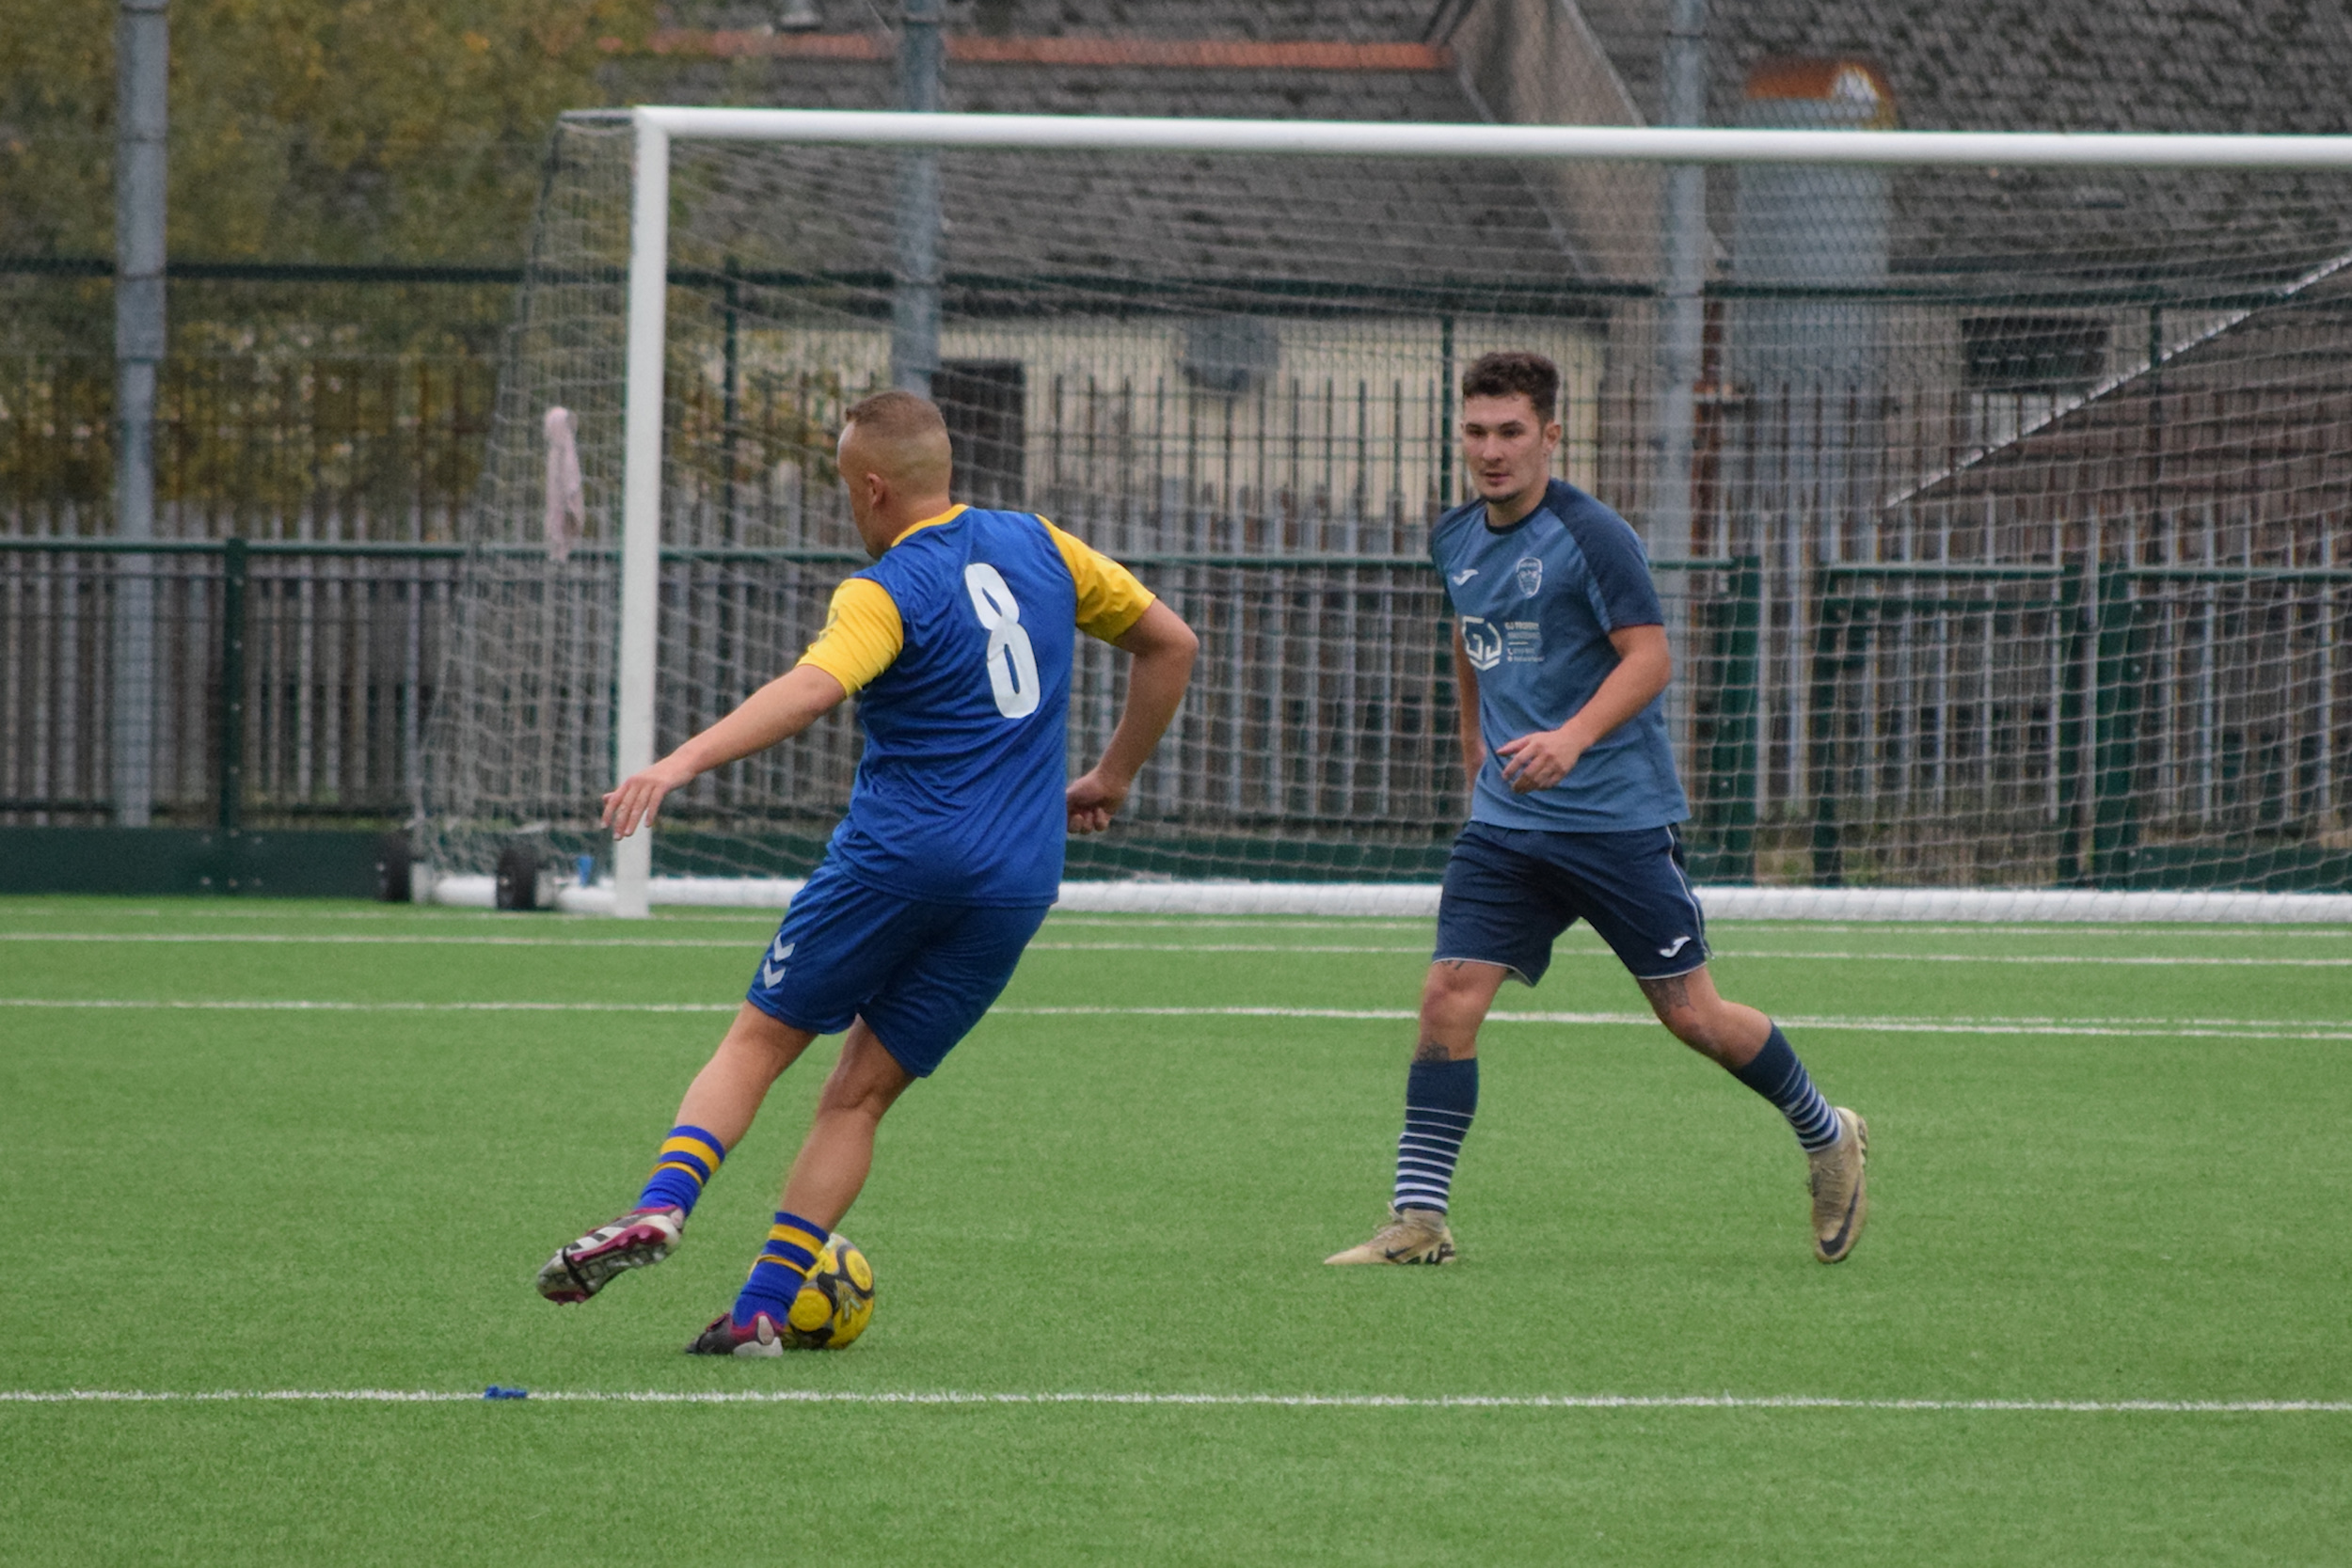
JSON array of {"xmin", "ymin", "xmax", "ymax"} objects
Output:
[{"xmin": 962, "ymin": 562, "xmax": 1041, "ymax": 719}]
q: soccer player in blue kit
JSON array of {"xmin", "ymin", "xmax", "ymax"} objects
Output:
[
  {"xmin": 536, "ymin": 390, "xmax": 1198, "ymax": 1354},
  {"xmin": 1327, "ymin": 352, "xmax": 1868, "ymax": 1268}
]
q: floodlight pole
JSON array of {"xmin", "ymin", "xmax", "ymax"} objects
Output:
[
  {"xmin": 891, "ymin": 0, "xmax": 945, "ymax": 392},
  {"xmin": 113, "ymin": 0, "xmax": 167, "ymax": 828},
  {"xmin": 613, "ymin": 117, "xmax": 671, "ymax": 919},
  {"xmin": 1651, "ymin": 0, "xmax": 1708, "ymax": 559}
]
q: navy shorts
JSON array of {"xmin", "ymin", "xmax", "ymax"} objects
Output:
[
  {"xmin": 744, "ymin": 858, "xmax": 1050, "ymax": 1078},
  {"xmin": 1435, "ymin": 822, "xmax": 1708, "ymax": 985}
]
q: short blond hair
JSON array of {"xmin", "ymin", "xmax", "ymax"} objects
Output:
[
  {"xmin": 839, "ymin": 388, "xmax": 952, "ymax": 494},
  {"xmin": 842, "ymin": 389, "xmax": 948, "ymax": 445}
]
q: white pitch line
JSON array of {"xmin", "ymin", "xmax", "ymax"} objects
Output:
[
  {"xmin": 0, "ymin": 931, "xmax": 752, "ymax": 950},
  {"xmin": 17, "ymin": 910, "xmax": 2348, "ymax": 939},
  {"xmin": 4, "ymin": 996, "xmax": 2348, "ymax": 1039},
  {"xmin": 0, "ymin": 932, "xmax": 1423, "ymax": 955},
  {"xmin": 0, "ymin": 997, "xmax": 737, "ymax": 1013},
  {"xmin": 0, "ymin": 1388, "xmax": 2343, "ymax": 1413},
  {"xmin": 1037, "ymin": 945, "xmax": 2352, "ymax": 966},
  {"xmin": 1042, "ymin": 945, "xmax": 2352, "ymax": 966},
  {"xmin": 8, "ymin": 930, "xmax": 2352, "ymax": 965},
  {"xmin": 1698, "ymin": 923, "xmax": 2352, "ymax": 941},
  {"xmin": 998, "ymin": 1006, "xmax": 2352, "ymax": 1041}
]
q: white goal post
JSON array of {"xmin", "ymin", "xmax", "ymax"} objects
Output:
[{"xmin": 581, "ymin": 109, "xmax": 2352, "ymax": 921}]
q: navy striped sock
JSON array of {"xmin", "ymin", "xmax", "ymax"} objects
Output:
[
  {"xmin": 733, "ymin": 1210, "xmax": 825, "ymax": 1328},
  {"xmin": 636, "ymin": 1124, "xmax": 725, "ymax": 1215},
  {"xmin": 1732, "ymin": 1025, "xmax": 1840, "ymax": 1151},
  {"xmin": 1392, "ymin": 1057, "xmax": 1478, "ymax": 1214}
]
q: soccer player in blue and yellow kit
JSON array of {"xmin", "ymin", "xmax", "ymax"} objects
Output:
[
  {"xmin": 1326, "ymin": 352, "xmax": 1868, "ymax": 1269},
  {"xmin": 536, "ymin": 389, "xmax": 1198, "ymax": 1354}
]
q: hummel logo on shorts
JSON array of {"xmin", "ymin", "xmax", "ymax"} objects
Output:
[{"xmin": 759, "ymin": 938, "xmax": 795, "ymax": 988}]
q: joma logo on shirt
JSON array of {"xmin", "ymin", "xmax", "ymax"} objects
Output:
[{"xmin": 1460, "ymin": 616, "xmax": 1504, "ymax": 672}]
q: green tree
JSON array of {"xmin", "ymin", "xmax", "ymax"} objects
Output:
[{"xmin": 0, "ymin": 0, "xmax": 652, "ymax": 263}]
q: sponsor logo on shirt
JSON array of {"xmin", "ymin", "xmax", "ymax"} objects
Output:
[
  {"xmin": 1515, "ymin": 557, "xmax": 1544, "ymax": 597},
  {"xmin": 1460, "ymin": 615, "xmax": 1503, "ymax": 672},
  {"xmin": 1504, "ymin": 621, "xmax": 1543, "ymax": 662}
]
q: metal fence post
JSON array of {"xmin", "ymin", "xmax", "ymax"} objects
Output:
[
  {"xmin": 217, "ymin": 536, "xmax": 247, "ymax": 837},
  {"xmin": 1806, "ymin": 585, "xmax": 1850, "ymax": 885},
  {"xmin": 2090, "ymin": 582, "xmax": 2148, "ymax": 885},
  {"xmin": 2054, "ymin": 561, "xmax": 2089, "ymax": 885},
  {"xmin": 1700, "ymin": 554, "xmax": 1761, "ymax": 879}
]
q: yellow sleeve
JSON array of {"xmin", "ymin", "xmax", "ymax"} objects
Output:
[
  {"xmin": 1041, "ymin": 518, "xmax": 1156, "ymax": 643},
  {"xmin": 795, "ymin": 577, "xmax": 903, "ymax": 695}
]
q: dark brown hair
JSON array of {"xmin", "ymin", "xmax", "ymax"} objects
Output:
[{"xmin": 1460, "ymin": 351, "xmax": 1560, "ymax": 421}]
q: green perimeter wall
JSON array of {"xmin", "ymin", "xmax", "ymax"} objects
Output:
[{"xmin": 0, "ymin": 828, "xmax": 389, "ymax": 897}]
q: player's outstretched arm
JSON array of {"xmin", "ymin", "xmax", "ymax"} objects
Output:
[
  {"xmin": 602, "ymin": 664, "xmax": 850, "ymax": 839},
  {"xmin": 1495, "ymin": 623, "xmax": 1671, "ymax": 793},
  {"xmin": 1068, "ymin": 600, "xmax": 1198, "ymax": 834}
]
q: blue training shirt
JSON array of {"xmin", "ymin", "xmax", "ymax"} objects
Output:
[
  {"xmin": 825, "ymin": 508, "xmax": 1081, "ymax": 907},
  {"xmin": 1429, "ymin": 479, "xmax": 1689, "ymax": 832}
]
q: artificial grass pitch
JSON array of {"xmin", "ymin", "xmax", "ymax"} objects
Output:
[{"xmin": 1, "ymin": 896, "xmax": 2347, "ymax": 1565}]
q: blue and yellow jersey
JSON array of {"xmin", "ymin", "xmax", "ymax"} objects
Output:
[{"xmin": 795, "ymin": 504, "xmax": 1154, "ymax": 907}]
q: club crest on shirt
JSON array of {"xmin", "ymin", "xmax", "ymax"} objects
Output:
[
  {"xmin": 1459, "ymin": 615, "xmax": 1503, "ymax": 672},
  {"xmin": 1515, "ymin": 557, "xmax": 1543, "ymax": 597}
]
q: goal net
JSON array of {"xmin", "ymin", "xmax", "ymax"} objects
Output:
[{"xmin": 420, "ymin": 111, "xmax": 2352, "ymax": 917}]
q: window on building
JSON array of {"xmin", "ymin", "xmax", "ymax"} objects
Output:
[
  {"xmin": 931, "ymin": 360, "xmax": 1026, "ymax": 509},
  {"xmin": 1961, "ymin": 316, "xmax": 2108, "ymax": 451}
]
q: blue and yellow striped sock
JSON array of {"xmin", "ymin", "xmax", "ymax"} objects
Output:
[
  {"xmin": 733, "ymin": 1211, "xmax": 826, "ymax": 1328},
  {"xmin": 635, "ymin": 1124, "xmax": 726, "ymax": 1216}
]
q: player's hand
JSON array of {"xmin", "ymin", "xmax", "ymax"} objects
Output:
[
  {"xmin": 601, "ymin": 759, "xmax": 696, "ymax": 840},
  {"xmin": 1495, "ymin": 727, "xmax": 1585, "ymax": 793},
  {"xmin": 1066, "ymin": 768, "xmax": 1130, "ymax": 834}
]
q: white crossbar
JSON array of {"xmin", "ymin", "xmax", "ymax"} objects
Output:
[{"xmin": 632, "ymin": 109, "xmax": 2352, "ymax": 171}]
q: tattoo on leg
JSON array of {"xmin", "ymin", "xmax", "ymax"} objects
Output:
[
  {"xmin": 1639, "ymin": 974, "xmax": 1692, "ymax": 1013},
  {"xmin": 1412, "ymin": 1037, "xmax": 1451, "ymax": 1063}
]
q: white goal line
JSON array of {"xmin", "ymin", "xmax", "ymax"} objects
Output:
[
  {"xmin": 422, "ymin": 874, "xmax": 2352, "ymax": 925},
  {"xmin": 4, "ymin": 1387, "xmax": 2344, "ymax": 1414}
]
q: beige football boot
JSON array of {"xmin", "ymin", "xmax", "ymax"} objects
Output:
[
  {"xmin": 1324, "ymin": 1207, "xmax": 1457, "ymax": 1266},
  {"xmin": 1807, "ymin": 1107, "xmax": 1870, "ymax": 1263}
]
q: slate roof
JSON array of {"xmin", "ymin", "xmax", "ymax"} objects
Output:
[
  {"xmin": 1569, "ymin": 0, "xmax": 2352, "ymax": 135},
  {"xmin": 628, "ymin": 2, "xmax": 1603, "ymax": 302},
  {"xmin": 628, "ymin": 2, "xmax": 2352, "ymax": 294}
]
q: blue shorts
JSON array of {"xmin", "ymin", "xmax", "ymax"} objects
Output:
[
  {"xmin": 1435, "ymin": 822, "xmax": 1708, "ymax": 985},
  {"xmin": 744, "ymin": 859, "xmax": 1050, "ymax": 1078}
]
